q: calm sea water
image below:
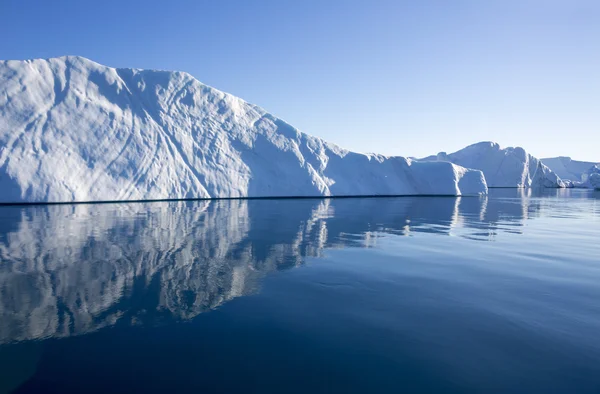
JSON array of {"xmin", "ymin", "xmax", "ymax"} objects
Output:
[{"xmin": 0, "ymin": 189, "xmax": 599, "ymax": 393}]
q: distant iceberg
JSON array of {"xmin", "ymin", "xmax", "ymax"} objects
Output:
[
  {"xmin": 581, "ymin": 165, "xmax": 600, "ymax": 190},
  {"xmin": 0, "ymin": 56, "xmax": 487, "ymax": 203},
  {"xmin": 560, "ymin": 165, "xmax": 600, "ymax": 189},
  {"xmin": 541, "ymin": 157, "xmax": 598, "ymax": 183},
  {"xmin": 588, "ymin": 174, "xmax": 600, "ymax": 190},
  {"xmin": 420, "ymin": 142, "xmax": 564, "ymax": 188}
]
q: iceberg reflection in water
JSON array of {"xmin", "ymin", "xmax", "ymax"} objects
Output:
[
  {"xmin": 1, "ymin": 189, "xmax": 594, "ymax": 345},
  {"xmin": 1, "ymin": 189, "xmax": 600, "ymax": 393}
]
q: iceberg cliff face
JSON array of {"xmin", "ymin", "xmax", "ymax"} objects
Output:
[
  {"xmin": 421, "ymin": 142, "xmax": 564, "ymax": 188},
  {"xmin": 0, "ymin": 56, "xmax": 486, "ymax": 203},
  {"xmin": 564, "ymin": 165, "xmax": 600, "ymax": 189},
  {"xmin": 541, "ymin": 157, "xmax": 599, "ymax": 182},
  {"xmin": 582, "ymin": 165, "xmax": 600, "ymax": 190},
  {"xmin": 588, "ymin": 174, "xmax": 600, "ymax": 190}
]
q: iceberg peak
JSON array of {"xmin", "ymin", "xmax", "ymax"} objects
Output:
[{"xmin": 419, "ymin": 141, "xmax": 565, "ymax": 188}]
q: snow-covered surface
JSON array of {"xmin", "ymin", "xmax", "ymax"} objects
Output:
[
  {"xmin": 420, "ymin": 142, "xmax": 564, "ymax": 188},
  {"xmin": 0, "ymin": 56, "xmax": 487, "ymax": 203},
  {"xmin": 541, "ymin": 157, "xmax": 599, "ymax": 182}
]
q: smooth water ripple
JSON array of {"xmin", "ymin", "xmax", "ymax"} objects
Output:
[{"xmin": 0, "ymin": 189, "xmax": 599, "ymax": 393}]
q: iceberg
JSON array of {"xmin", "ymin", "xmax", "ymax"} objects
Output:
[
  {"xmin": 541, "ymin": 157, "xmax": 599, "ymax": 182},
  {"xmin": 0, "ymin": 56, "xmax": 487, "ymax": 203},
  {"xmin": 568, "ymin": 165, "xmax": 600, "ymax": 189},
  {"xmin": 420, "ymin": 142, "xmax": 564, "ymax": 188},
  {"xmin": 588, "ymin": 173, "xmax": 600, "ymax": 190},
  {"xmin": 581, "ymin": 165, "xmax": 600, "ymax": 190}
]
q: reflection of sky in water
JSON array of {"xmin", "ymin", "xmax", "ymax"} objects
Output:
[{"xmin": 0, "ymin": 189, "xmax": 598, "ymax": 346}]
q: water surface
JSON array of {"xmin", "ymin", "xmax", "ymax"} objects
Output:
[{"xmin": 1, "ymin": 189, "xmax": 599, "ymax": 393}]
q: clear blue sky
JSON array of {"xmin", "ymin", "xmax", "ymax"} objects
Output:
[{"xmin": 1, "ymin": 0, "xmax": 598, "ymax": 161}]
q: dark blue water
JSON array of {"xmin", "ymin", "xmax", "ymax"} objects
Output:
[{"xmin": 0, "ymin": 189, "xmax": 599, "ymax": 393}]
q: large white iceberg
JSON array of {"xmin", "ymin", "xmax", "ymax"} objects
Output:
[
  {"xmin": 541, "ymin": 157, "xmax": 599, "ymax": 182},
  {"xmin": 420, "ymin": 142, "xmax": 564, "ymax": 188},
  {"xmin": 0, "ymin": 56, "xmax": 487, "ymax": 203}
]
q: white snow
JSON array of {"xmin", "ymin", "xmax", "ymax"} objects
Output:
[
  {"xmin": 420, "ymin": 142, "xmax": 565, "ymax": 188},
  {"xmin": 0, "ymin": 56, "xmax": 487, "ymax": 203},
  {"xmin": 541, "ymin": 157, "xmax": 599, "ymax": 182}
]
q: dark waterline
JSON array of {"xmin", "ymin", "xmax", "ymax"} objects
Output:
[
  {"xmin": 0, "ymin": 189, "xmax": 599, "ymax": 393},
  {"xmin": 0, "ymin": 193, "xmax": 471, "ymax": 207}
]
